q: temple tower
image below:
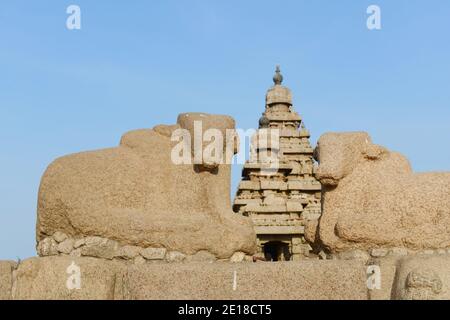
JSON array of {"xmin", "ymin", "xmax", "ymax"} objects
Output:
[{"xmin": 233, "ymin": 66, "xmax": 321, "ymax": 261}]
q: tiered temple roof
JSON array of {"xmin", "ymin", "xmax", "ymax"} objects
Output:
[{"xmin": 233, "ymin": 66, "xmax": 321, "ymax": 261}]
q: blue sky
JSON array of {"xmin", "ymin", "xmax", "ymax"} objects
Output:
[{"xmin": 1, "ymin": 0, "xmax": 449, "ymax": 260}]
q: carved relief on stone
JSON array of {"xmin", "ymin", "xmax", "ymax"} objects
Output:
[{"xmin": 404, "ymin": 268, "xmax": 443, "ymax": 300}]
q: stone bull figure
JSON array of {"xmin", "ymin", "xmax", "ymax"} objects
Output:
[
  {"xmin": 37, "ymin": 113, "xmax": 256, "ymax": 259},
  {"xmin": 305, "ymin": 132, "xmax": 450, "ymax": 253}
]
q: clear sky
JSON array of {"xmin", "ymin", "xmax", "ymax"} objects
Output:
[{"xmin": 1, "ymin": 0, "xmax": 449, "ymax": 260}]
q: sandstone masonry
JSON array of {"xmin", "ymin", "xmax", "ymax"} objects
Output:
[
  {"xmin": 37, "ymin": 233, "xmax": 252, "ymax": 263},
  {"xmin": 233, "ymin": 67, "xmax": 321, "ymax": 261}
]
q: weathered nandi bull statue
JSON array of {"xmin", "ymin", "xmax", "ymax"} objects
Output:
[
  {"xmin": 306, "ymin": 132, "xmax": 450, "ymax": 253},
  {"xmin": 37, "ymin": 113, "xmax": 256, "ymax": 260}
]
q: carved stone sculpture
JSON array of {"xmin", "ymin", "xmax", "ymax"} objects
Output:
[
  {"xmin": 307, "ymin": 132, "xmax": 450, "ymax": 253},
  {"xmin": 36, "ymin": 113, "xmax": 256, "ymax": 259}
]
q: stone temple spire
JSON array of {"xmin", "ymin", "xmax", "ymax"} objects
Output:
[
  {"xmin": 265, "ymin": 66, "xmax": 292, "ymax": 108},
  {"xmin": 233, "ymin": 67, "xmax": 322, "ymax": 261},
  {"xmin": 273, "ymin": 65, "xmax": 283, "ymax": 85}
]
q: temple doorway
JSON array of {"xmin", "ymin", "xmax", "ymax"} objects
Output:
[{"xmin": 263, "ymin": 241, "xmax": 291, "ymax": 261}]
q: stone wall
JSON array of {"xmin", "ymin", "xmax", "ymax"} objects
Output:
[
  {"xmin": 5, "ymin": 249, "xmax": 450, "ymax": 300},
  {"xmin": 0, "ymin": 261, "xmax": 16, "ymax": 300},
  {"xmin": 37, "ymin": 232, "xmax": 250, "ymax": 263},
  {"xmin": 325, "ymin": 247, "xmax": 450, "ymax": 262},
  {"xmin": 0, "ymin": 256, "xmax": 368, "ymax": 300}
]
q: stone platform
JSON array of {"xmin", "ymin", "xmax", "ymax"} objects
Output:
[
  {"xmin": 3, "ymin": 253, "xmax": 450, "ymax": 300},
  {"xmin": 0, "ymin": 257, "xmax": 368, "ymax": 300}
]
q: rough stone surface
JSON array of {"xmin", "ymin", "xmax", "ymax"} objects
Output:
[
  {"xmin": 37, "ymin": 237, "xmax": 58, "ymax": 256},
  {"xmin": 36, "ymin": 113, "xmax": 256, "ymax": 259},
  {"xmin": 4, "ymin": 257, "xmax": 371, "ymax": 300},
  {"xmin": 38, "ymin": 234, "xmax": 250, "ymax": 263},
  {"xmin": 0, "ymin": 261, "xmax": 16, "ymax": 300},
  {"xmin": 318, "ymin": 251, "xmax": 327, "ymax": 260},
  {"xmin": 10, "ymin": 255, "xmax": 450, "ymax": 300},
  {"xmin": 70, "ymin": 248, "xmax": 82, "ymax": 257},
  {"xmin": 53, "ymin": 231, "xmax": 68, "ymax": 243},
  {"xmin": 393, "ymin": 255, "xmax": 450, "ymax": 300},
  {"xmin": 389, "ymin": 247, "xmax": 408, "ymax": 257},
  {"xmin": 186, "ymin": 251, "xmax": 217, "ymax": 262},
  {"xmin": 140, "ymin": 248, "xmax": 166, "ymax": 260},
  {"xmin": 133, "ymin": 256, "xmax": 146, "ymax": 265},
  {"xmin": 229, "ymin": 252, "xmax": 246, "ymax": 263},
  {"xmin": 57, "ymin": 239, "xmax": 74, "ymax": 254},
  {"xmin": 309, "ymin": 132, "xmax": 450, "ymax": 253},
  {"xmin": 73, "ymin": 238, "xmax": 86, "ymax": 248},
  {"xmin": 124, "ymin": 260, "xmax": 368, "ymax": 300},
  {"xmin": 335, "ymin": 250, "xmax": 370, "ymax": 262},
  {"xmin": 12, "ymin": 256, "xmax": 126, "ymax": 300},
  {"xmin": 371, "ymin": 248, "xmax": 388, "ymax": 258},
  {"xmin": 165, "ymin": 251, "xmax": 186, "ymax": 263},
  {"xmin": 115, "ymin": 246, "xmax": 141, "ymax": 260},
  {"xmin": 81, "ymin": 237, "xmax": 118, "ymax": 260}
]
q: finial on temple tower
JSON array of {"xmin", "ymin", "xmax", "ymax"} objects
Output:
[
  {"xmin": 266, "ymin": 65, "xmax": 292, "ymax": 106},
  {"xmin": 273, "ymin": 65, "xmax": 283, "ymax": 85}
]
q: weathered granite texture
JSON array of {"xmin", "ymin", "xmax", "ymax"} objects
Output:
[
  {"xmin": 12, "ymin": 256, "xmax": 126, "ymax": 300},
  {"xmin": 4, "ymin": 254, "xmax": 450, "ymax": 300},
  {"xmin": 365, "ymin": 253, "xmax": 450, "ymax": 300},
  {"xmin": 37, "ymin": 113, "xmax": 256, "ymax": 260},
  {"xmin": 393, "ymin": 255, "xmax": 450, "ymax": 300},
  {"xmin": 0, "ymin": 261, "xmax": 16, "ymax": 300},
  {"xmin": 124, "ymin": 259, "xmax": 368, "ymax": 300},
  {"xmin": 307, "ymin": 132, "xmax": 450, "ymax": 253},
  {"xmin": 37, "ymin": 233, "xmax": 251, "ymax": 263},
  {"xmin": 0, "ymin": 257, "xmax": 368, "ymax": 300}
]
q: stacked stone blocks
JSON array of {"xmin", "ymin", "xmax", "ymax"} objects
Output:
[{"xmin": 233, "ymin": 67, "xmax": 321, "ymax": 261}]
